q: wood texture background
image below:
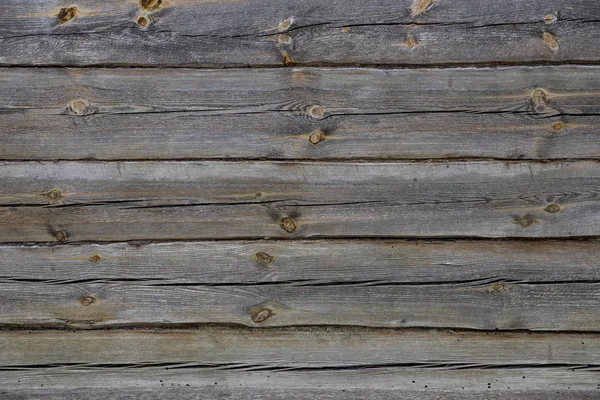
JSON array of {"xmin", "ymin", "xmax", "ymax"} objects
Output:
[{"xmin": 1, "ymin": 0, "xmax": 599, "ymax": 398}]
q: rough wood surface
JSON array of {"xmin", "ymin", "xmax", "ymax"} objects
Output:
[
  {"xmin": 1, "ymin": 161, "xmax": 599, "ymax": 242},
  {"xmin": 1, "ymin": 329, "xmax": 599, "ymax": 396},
  {"xmin": 0, "ymin": 240, "xmax": 598, "ymax": 330},
  {"xmin": 0, "ymin": 0, "xmax": 599, "ymax": 66},
  {"xmin": 1, "ymin": 66, "xmax": 600, "ymax": 160}
]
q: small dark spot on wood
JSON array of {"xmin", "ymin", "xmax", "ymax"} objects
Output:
[
  {"xmin": 544, "ymin": 13, "xmax": 557, "ymax": 24},
  {"xmin": 552, "ymin": 121, "xmax": 564, "ymax": 131},
  {"xmin": 544, "ymin": 204, "xmax": 561, "ymax": 213},
  {"xmin": 308, "ymin": 105, "xmax": 325, "ymax": 119},
  {"xmin": 256, "ymin": 192, "xmax": 263, "ymax": 197},
  {"xmin": 80, "ymin": 296, "xmax": 96, "ymax": 306},
  {"xmin": 57, "ymin": 6, "xmax": 78, "ymax": 24},
  {"xmin": 256, "ymin": 252, "xmax": 274, "ymax": 265},
  {"xmin": 140, "ymin": 0, "xmax": 161, "ymax": 11},
  {"xmin": 252, "ymin": 308, "xmax": 272, "ymax": 323},
  {"xmin": 514, "ymin": 215, "xmax": 539, "ymax": 228},
  {"xmin": 137, "ymin": 16, "xmax": 149, "ymax": 27},
  {"xmin": 55, "ymin": 230, "xmax": 68, "ymax": 242},
  {"xmin": 280, "ymin": 217, "xmax": 297, "ymax": 233},
  {"xmin": 90, "ymin": 254, "xmax": 103, "ymax": 263},
  {"xmin": 308, "ymin": 129, "xmax": 326, "ymax": 145}
]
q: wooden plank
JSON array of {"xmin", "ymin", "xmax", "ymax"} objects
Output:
[
  {"xmin": 0, "ymin": 240, "xmax": 598, "ymax": 329},
  {"xmin": 1, "ymin": 66, "xmax": 600, "ymax": 160},
  {"xmin": 0, "ymin": 0, "xmax": 599, "ymax": 66},
  {"xmin": 1, "ymin": 329, "xmax": 599, "ymax": 396},
  {"xmin": 1, "ymin": 240, "xmax": 598, "ymax": 285},
  {"xmin": 3, "ymin": 388, "xmax": 598, "ymax": 400},
  {"xmin": 1, "ymin": 161, "xmax": 599, "ymax": 242}
]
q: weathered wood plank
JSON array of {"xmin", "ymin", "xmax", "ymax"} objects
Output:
[
  {"xmin": 0, "ymin": 0, "xmax": 599, "ymax": 66},
  {"xmin": 1, "ymin": 240, "xmax": 598, "ymax": 285},
  {"xmin": 0, "ymin": 240, "xmax": 599, "ymax": 329},
  {"xmin": 3, "ymin": 388, "xmax": 598, "ymax": 400},
  {"xmin": 1, "ymin": 161, "xmax": 599, "ymax": 242},
  {"xmin": 1, "ymin": 329, "xmax": 599, "ymax": 396},
  {"xmin": 1, "ymin": 66, "xmax": 600, "ymax": 160}
]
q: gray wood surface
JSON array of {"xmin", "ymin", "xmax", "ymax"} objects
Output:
[
  {"xmin": 1, "ymin": 161, "xmax": 598, "ymax": 242},
  {"xmin": 1, "ymin": 66, "xmax": 600, "ymax": 160},
  {"xmin": 0, "ymin": 240, "xmax": 598, "ymax": 330},
  {"xmin": 1, "ymin": 0, "xmax": 599, "ymax": 66},
  {"xmin": 1, "ymin": 329, "xmax": 599, "ymax": 396}
]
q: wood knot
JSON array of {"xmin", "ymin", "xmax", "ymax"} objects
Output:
[
  {"xmin": 140, "ymin": 0, "xmax": 161, "ymax": 11},
  {"xmin": 405, "ymin": 36, "xmax": 419, "ymax": 49},
  {"xmin": 256, "ymin": 252, "xmax": 274, "ymax": 265},
  {"xmin": 492, "ymin": 283, "xmax": 506, "ymax": 292},
  {"xmin": 54, "ymin": 230, "xmax": 68, "ymax": 242},
  {"xmin": 280, "ymin": 217, "xmax": 297, "ymax": 233},
  {"xmin": 137, "ymin": 16, "xmax": 149, "ymax": 27},
  {"xmin": 514, "ymin": 215, "xmax": 539, "ymax": 228},
  {"xmin": 252, "ymin": 308, "xmax": 272, "ymax": 323},
  {"xmin": 68, "ymin": 99, "xmax": 93, "ymax": 116},
  {"xmin": 80, "ymin": 296, "xmax": 96, "ymax": 306},
  {"xmin": 282, "ymin": 51, "xmax": 295, "ymax": 66},
  {"xmin": 90, "ymin": 254, "xmax": 103, "ymax": 263},
  {"xmin": 277, "ymin": 18, "xmax": 294, "ymax": 32},
  {"xmin": 45, "ymin": 189, "xmax": 64, "ymax": 203},
  {"xmin": 411, "ymin": 0, "xmax": 434, "ymax": 16},
  {"xmin": 278, "ymin": 34, "xmax": 292, "ymax": 45},
  {"xmin": 532, "ymin": 89, "xmax": 547, "ymax": 105},
  {"xmin": 543, "ymin": 32, "xmax": 558, "ymax": 50},
  {"xmin": 308, "ymin": 129, "xmax": 326, "ymax": 145},
  {"xmin": 57, "ymin": 6, "xmax": 78, "ymax": 24},
  {"xmin": 544, "ymin": 204, "xmax": 561, "ymax": 213},
  {"xmin": 308, "ymin": 105, "xmax": 325, "ymax": 119},
  {"xmin": 552, "ymin": 121, "xmax": 564, "ymax": 131},
  {"xmin": 544, "ymin": 14, "xmax": 557, "ymax": 24}
]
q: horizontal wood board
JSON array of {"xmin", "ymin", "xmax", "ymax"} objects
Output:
[
  {"xmin": 1, "ymin": 66, "xmax": 600, "ymax": 160},
  {"xmin": 1, "ymin": 0, "xmax": 600, "ymax": 66}
]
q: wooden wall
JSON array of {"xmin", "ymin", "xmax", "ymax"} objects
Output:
[{"xmin": 0, "ymin": 0, "xmax": 599, "ymax": 398}]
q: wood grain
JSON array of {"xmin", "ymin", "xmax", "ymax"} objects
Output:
[
  {"xmin": 1, "ymin": 161, "xmax": 599, "ymax": 242},
  {"xmin": 1, "ymin": 329, "xmax": 599, "ymax": 396},
  {"xmin": 1, "ymin": 66, "xmax": 600, "ymax": 160},
  {"xmin": 0, "ymin": 240, "xmax": 598, "ymax": 330},
  {"xmin": 0, "ymin": 0, "xmax": 599, "ymax": 66}
]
